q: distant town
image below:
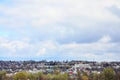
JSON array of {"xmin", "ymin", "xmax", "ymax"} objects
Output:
[
  {"xmin": 0, "ymin": 60, "xmax": 119, "ymax": 74},
  {"xmin": 0, "ymin": 60, "xmax": 120, "ymax": 80}
]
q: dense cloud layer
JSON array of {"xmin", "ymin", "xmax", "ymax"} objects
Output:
[{"xmin": 0, "ymin": 0, "xmax": 120, "ymax": 61}]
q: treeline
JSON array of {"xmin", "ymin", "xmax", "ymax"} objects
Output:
[{"xmin": 0, "ymin": 68, "xmax": 120, "ymax": 80}]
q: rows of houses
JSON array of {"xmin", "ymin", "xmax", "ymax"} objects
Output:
[{"xmin": 0, "ymin": 60, "xmax": 120, "ymax": 74}]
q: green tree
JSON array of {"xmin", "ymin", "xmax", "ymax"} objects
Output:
[
  {"xmin": 52, "ymin": 74, "xmax": 60, "ymax": 80},
  {"xmin": 28, "ymin": 73, "xmax": 36, "ymax": 80},
  {"xmin": 37, "ymin": 72, "xmax": 46, "ymax": 80},
  {"xmin": 81, "ymin": 75, "xmax": 88, "ymax": 80},
  {"xmin": 88, "ymin": 73, "xmax": 94, "ymax": 80},
  {"xmin": 14, "ymin": 71, "xmax": 28, "ymax": 80},
  {"xmin": 52, "ymin": 73, "xmax": 68, "ymax": 80},
  {"xmin": 46, "ymin": 74, "xmax": 52, "ymax": 80},
  {"xmin": 92, "ymin": 73, "xmax": 99, "ymax": 80},
  {"xmin": 92, "ymin": 73, "xmax": 103, "ymax": 80},
  {"xmin": 103, "ymin": 68, "xmax": 115, "ymax": 80},
  {"xmin": 62, "ymin": 73, "xmax": 68, "ymax": 80}
]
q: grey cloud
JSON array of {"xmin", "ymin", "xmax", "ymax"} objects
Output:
[{"xmin": 109, "ymin": 5, "xmax": 120, "ymax": 18}]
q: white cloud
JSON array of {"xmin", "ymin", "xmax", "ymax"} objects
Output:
[
  {"xmin": 0, "ymin": 37, "xmax": 33, "ymax": 57},
  {"xmin": 58, "ymin": 35, "xmax": 120, "ymax": 61},
  {"xmin": 36, "ymin": 48, "xmax": 46, "ymax": 56},
  {"xmin": 0, "ymin": 0, "xmax": 120, "ymax": 61},
  {"xmin": 35, "ymin": 40, "xmax": 58, "ymax": 57},
  {"xmin": 0, "ymin": 0, "xmax": 120, "ymax": 28},
  {"xmin": 0, "ymin": 35, "xmax": 119, "ymax": 61},
  {"xmin": 98, "ymin": 35, "xmax": 111, "ymax": 43}
]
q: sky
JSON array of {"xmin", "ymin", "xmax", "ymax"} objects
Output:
[{"xmin": 0, "ymin": 0, "xmax": 120, "ymax": 61}]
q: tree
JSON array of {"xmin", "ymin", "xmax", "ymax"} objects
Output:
[
  {"xmin": 115, "ymin": 72, "xmax": 120, "ymax": 80},
  {"xmin": 14, "ymin": 71, "xmax": 28, "ymax": 80},
  {"xmin": 117, "ymin": 72, "xmax": 120, "ymax": 80},
  {"xmin": 81, "ymin": 75, "xmax": 88, "ymax": 80},
  {"xmin": 92, "ymin": 73, "xmax": 103, "ymax": 80},
  {"xmin": 46, "ymin": 74, "xmax": 52, "ymax": 80},
  {"xmin": 52, "ymin": 74, "xmax": 60, "ymax": 80},
  {"xmin": 103, "ymin": 68, "xmax": 115, "ymax": 80},
  {"xmin": 63, "ymin": 73, "xmax": 68, "ymax": 80},
  {"xmin": 53, "ymin": 70, "xmax": 60, "ymax": 75},
  {"xmin": 36, "ymin": 72, "xmax": 46, "ymax": 80},
  {"xmin": 28, "ymin": 73, "xmax": 36, "ymax": 80},
  {"xmin": 92, "ymin": 73, "xmax": 99, "ymax": 80},
  {"xmin": 0, "ymin": 71, "xmax": 6, "ymax": 80},
  {"xmin": 77, "ymin": 71, "xmax": 81, "ymax": 80}
]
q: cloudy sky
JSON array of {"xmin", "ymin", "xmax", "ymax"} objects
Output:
[{"xmin": 0, "ymin": 0, "xmax": 120, "ymax": 61}]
